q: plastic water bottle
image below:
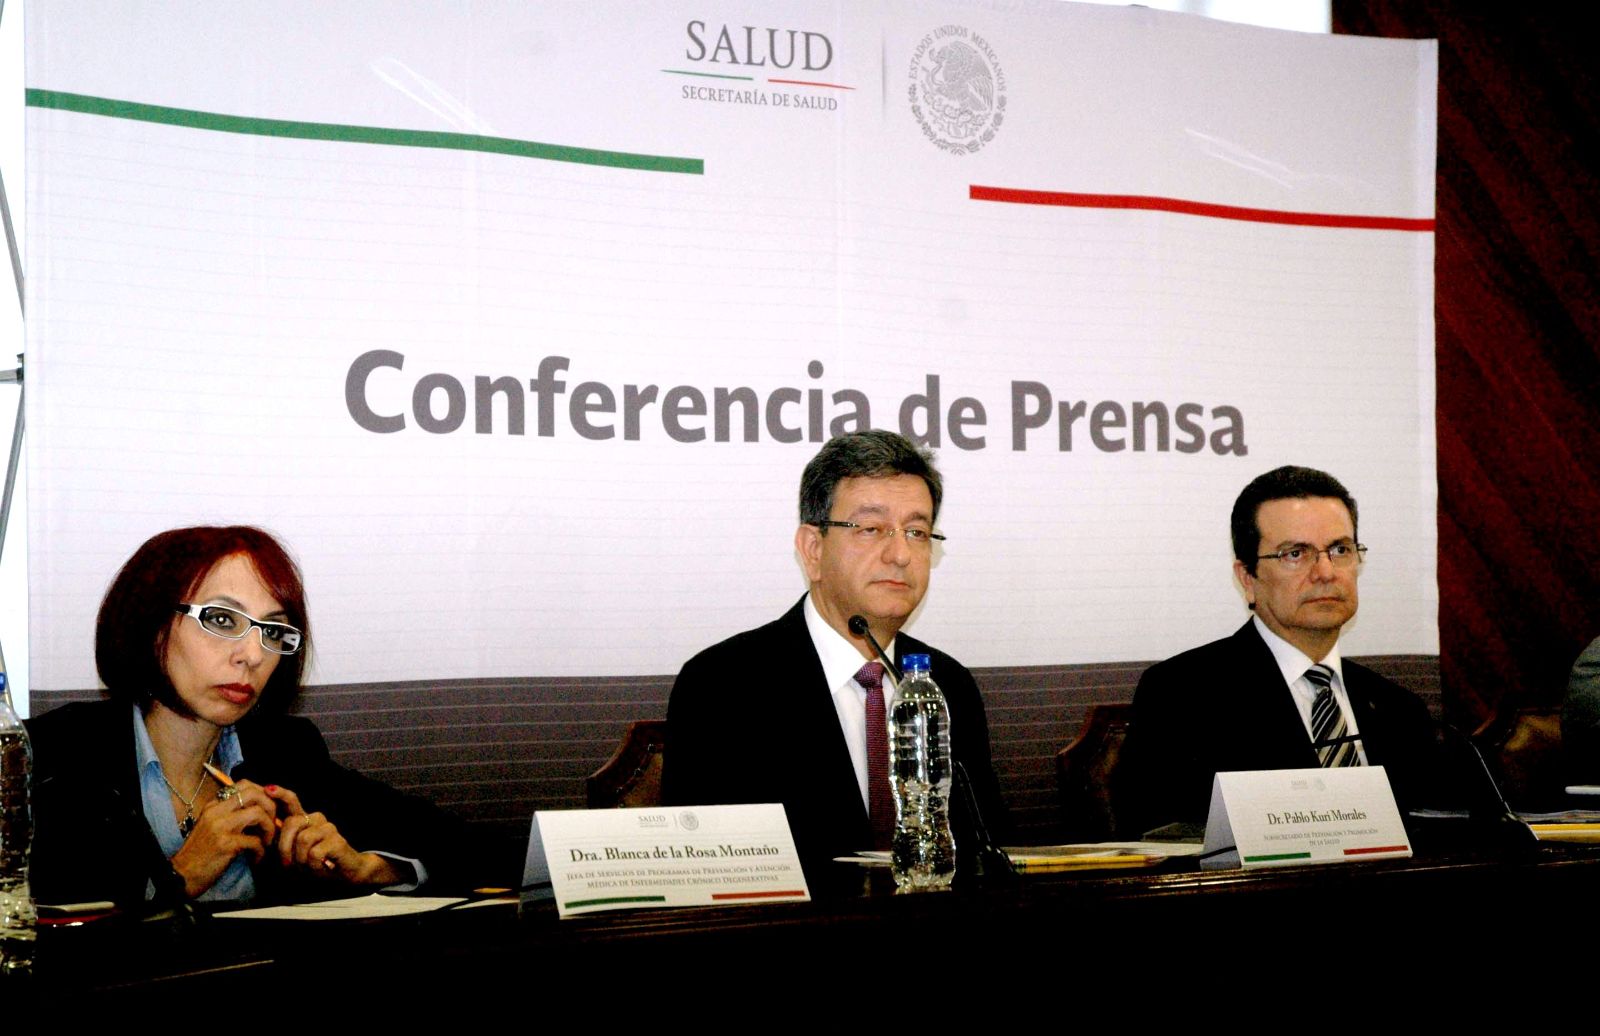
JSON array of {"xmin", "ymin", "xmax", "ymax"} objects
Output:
[
  {"xmin": 0, "ymin": 672, "xmax": 35, "ymax": 975},
  {"xmin": 889, "ymin": 653, "xmax": 955, "ymax": 890}
]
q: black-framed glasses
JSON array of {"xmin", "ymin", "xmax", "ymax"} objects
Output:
[
  {"xmin": 175, "ymin": 604, "xmax": 304, "ymax": 655},
  {"xmin": 812, "ymin": 521, "xmax": 946, "ymax": 547},
  {"xmin": 1256, "ymin": 542, "xmax": 1367, "ymax": 571}
]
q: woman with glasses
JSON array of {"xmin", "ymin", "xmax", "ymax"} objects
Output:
[{"xmin": 27, "ymin": 525, "xmax": 464, "ymax": 908}]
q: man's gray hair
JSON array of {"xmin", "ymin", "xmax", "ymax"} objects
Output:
[{"xmin": 798, "ymin": 430, "xmax": 942, "ymax": 527}]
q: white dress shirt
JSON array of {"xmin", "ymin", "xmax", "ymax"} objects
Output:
[
  {"xmin": 803, "ymin": 593, "xmax": 898, "ymax": 810},
  {"xmin": 1252, "ymin": 615, "xmax": 1368, "ymax": 765}
]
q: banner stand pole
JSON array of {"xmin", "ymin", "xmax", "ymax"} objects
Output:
[
  {"xmin": 0, "ymin": 354, "xmax": 21, "ymax": 678},
  {"xmin": 0, "ymin": 354, "xmax": 21, "ymax": 567}
]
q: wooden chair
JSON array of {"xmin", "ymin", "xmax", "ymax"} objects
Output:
[
  {"xmin": 587, "ymin": 720, "xmax": 668, "ymax": 808},
  {"xmin": 1055, "ymin": 703, "xmax": 1132, "ymax": 841},
  {"xmin": 1473, "ymin": 706, "xmax": 1565, "ymax": 812}
]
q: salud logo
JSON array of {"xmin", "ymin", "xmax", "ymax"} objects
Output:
[
  {"xmin": 667, "ymin": 20, "xmax": 853, "ymax": 111},
  {"xmin": 684, "ymin": 20, "xmax": 833, "ymax": 70},
  {"xmin": 908, "ymin": 25, "xmax": 1007, "ymax": 154}
]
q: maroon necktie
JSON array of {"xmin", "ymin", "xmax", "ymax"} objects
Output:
[{"xmin": 857, "ymin": 661, "xmax": 894, "ymax": 850}]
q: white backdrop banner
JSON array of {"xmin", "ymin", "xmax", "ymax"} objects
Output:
[{"xmin": 25, "ymin": 1, "xmax": 1437, "ymax": 686}]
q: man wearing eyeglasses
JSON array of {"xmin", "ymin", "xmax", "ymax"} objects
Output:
[
  {"xmin": 1114, "ymin": 465, "xmax": 1438, "ymax": 837},
  {"xmin": 662, "ymin": 429, "xmax": 1007, "ymax": 889}
]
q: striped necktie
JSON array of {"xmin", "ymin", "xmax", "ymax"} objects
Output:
[{"xmin": 1307, "ymin": 663, "xmax": 1361, "ymax": 768}]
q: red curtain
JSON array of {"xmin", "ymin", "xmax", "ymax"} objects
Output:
[{"xmin": 1336, "ymin": 2, "xmax": 1600, "ymax": 725}]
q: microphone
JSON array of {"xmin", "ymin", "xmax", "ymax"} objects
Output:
[
  {"xmin": 1437, "ymin": 720, "xmax": 1539, "ymax": 850},
  {"xmin": 1353, "ymin": 688, "xmax": 1536, "ymax": 853},
  {"xmin": 847, "ymin": 614, "xmax": 902, "ymax": 682}
]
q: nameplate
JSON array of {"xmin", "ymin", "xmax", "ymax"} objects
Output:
[
  {"xmin": 1202, "ymin": 767, "xmax": 1411, "ymax": 869},
  {"xmin": 537, "ymin": 804, "xmax": 810, "ymax": 918}
]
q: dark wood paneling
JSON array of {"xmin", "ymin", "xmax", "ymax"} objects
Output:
[{"xmin": 33, "ymin": 651, "xmax": 1439, "ymax": 847}]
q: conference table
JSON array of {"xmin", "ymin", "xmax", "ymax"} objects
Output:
[{"xmin": 20, "ymin": 834, "xmax": 1598, "ymax": 1003}]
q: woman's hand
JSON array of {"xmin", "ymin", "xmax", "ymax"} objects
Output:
[
  {"xmin": 265, "ymin": 784, "xmax": 408, "ymax": 886},
  {"xmin": 170, "ymin": 779, "xmax": 277, "ymax": 899}
]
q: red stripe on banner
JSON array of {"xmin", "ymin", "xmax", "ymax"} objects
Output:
[
  {"xmin": 768, "ymin": 78, "xmax": 855, "ymax": 90},
  {"xmin": 710, "ymin": 889, "xmax": 807, "ymax": 900},
  {"xmin": 969, "ymin": 185, "xmax": 1435, "ymax": 232},
  {"xmin": 1343, "ymin": 845, "xmax": 1410, "ymax": 856}
]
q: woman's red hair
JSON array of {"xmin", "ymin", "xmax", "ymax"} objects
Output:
[{"xmin": 95, "ymin": 526, "xmax": 310, "ymax": 714}]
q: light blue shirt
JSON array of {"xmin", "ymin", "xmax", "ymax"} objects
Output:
[
  {"xmin": 133, "ymin": 704, "xmax": 426, "ymax": 901},
  {"xmin": 134, "ymin": 703, "xmax": 256, "ymax": 902}
]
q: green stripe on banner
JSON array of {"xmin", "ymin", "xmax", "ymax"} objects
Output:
[
  {"xmin": 1242, "ymin": 852, "xmax": 1312, "ymax": 862},
  {"xmin": 25, "ymin": 88, "xmax": 704, "ymax": 175},
  {"xmin": 565, "ymin": 895, "xmax": 668, "ymax": 908}
]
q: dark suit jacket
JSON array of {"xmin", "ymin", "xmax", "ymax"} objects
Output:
[
  {"xmin": 662, "ymin": 597, "xmax": 1008, "ymax": 889},
  {"xmin": 26, "ymin": 699, "xmax": 471, "ymax": 909},
  {"xmin": 1562, "ymin": 635, "xmax": 1600, "ymax": 783},
  {"xmin": 1113, "ymin": 620, "xmax": 1440, "ymax": 837}
]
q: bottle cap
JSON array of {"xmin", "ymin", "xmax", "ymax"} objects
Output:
[{"xmin": 901, "ymin": 653, "xmax": 931, "ymax": 673}]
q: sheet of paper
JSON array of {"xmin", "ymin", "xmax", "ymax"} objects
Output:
[
  {"xmin": 1007, "ymin": 841, "xmax": 1207, "ymax": 857},
  {"xmin": 216, "ymin": 893, "xmax": 467, "ymax": 920},
  {"xmin": 1005, "ymin": 849, "xmax": 1166, "ymax": 873},
  {"xmin": 1530, "ymin": 823, "xmax": 1600, "ymax": 844},
  {"xmin": 538, "ymin": 804, "xmax": 809, "ymax": 918},
  {"xmin": 839, "ymin": 841, "xmax": 1199, "ymax": 871}
]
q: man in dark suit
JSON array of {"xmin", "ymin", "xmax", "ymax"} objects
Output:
[
  {"xmin": 662, "ymin": 430, "xmax": 1006, "ymax": 889},
  {"xmin": 1114, "ymin": 466, "xmax": 1439, "ymax": 837}
]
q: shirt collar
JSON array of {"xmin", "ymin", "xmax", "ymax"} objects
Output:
[
  {"xmin": 803, "ymin": 593, "xmax": 896, "ymax": 692},
  {"xmin": 133, "ymin": 702, "xmax": 246, "ymax": 781},
  {"xmin": 133, "ymin": 702, "xmax": 160, "ymax": 777},
  {"xmin": 1252, "ymin": 614, "xmax": 1344, "ymax": 689}
]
